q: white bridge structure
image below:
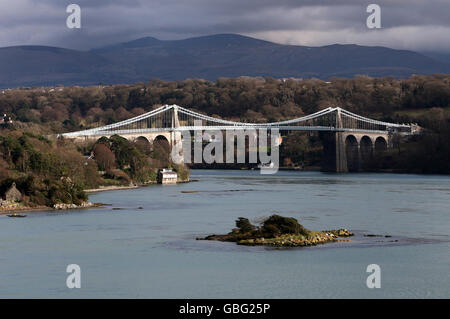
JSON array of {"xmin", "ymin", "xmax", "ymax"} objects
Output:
[{"xmin": 60, "ymin": 104, "xmax": 415, "ymax": 172}]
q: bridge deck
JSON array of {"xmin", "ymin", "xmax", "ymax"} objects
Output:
[{"xmin": 60, "ymin": 104, "xmax": 413, "ymax": 138}]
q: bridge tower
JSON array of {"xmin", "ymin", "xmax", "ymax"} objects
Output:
[
  {"xmin": 320, "ymin": 108, "xmax": 348, "ymax": 173},
  {"xmin": 335, "ymin": 108, "xmax": 348, "ymax": 173},
  {"xmin": 170, "ymin": 105, "xmax": 184, "ymax": 164}
]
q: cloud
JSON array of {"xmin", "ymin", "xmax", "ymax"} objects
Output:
[
  {"xmin": 0, "ymin": 0, "xmax": 448, "ymax": 52},
  {"xmin": 250, "ymin": 26, "xmax": 450, "ymax": 53}
]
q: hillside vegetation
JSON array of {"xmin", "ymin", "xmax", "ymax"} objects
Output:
[
  {"xmin": 0, "ymin": 74, "xmax": 449, "ymax": 203},
  {"xmin": 0, "ymin": 128, "xmax": 186, "ymax": 207}
]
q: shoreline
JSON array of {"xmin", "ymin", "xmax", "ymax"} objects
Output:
[
  {"xmin": 0, "ymin": 202, "xmax": 105, "ymax": 216},
  {"xmin": 1, "ymin": 179, "xmax": 190, "ymax": 216},
  {"xmin": 85, "ymin": 184, "xmax": 140, "ymax": 193},
  {"xmin": 84, "ymin": 178, "xmax": 190, "ymax": 193},
  {"xmin": 0, "ymin": 205, "xmax": 50, "ymax": 215}
]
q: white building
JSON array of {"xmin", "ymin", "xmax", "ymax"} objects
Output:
[{"xmin": 158, "ymin": 169, "xmax": 178, "ymax": 184}]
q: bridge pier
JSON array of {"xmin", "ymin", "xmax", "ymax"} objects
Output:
[
  {"xmin": 320, "ymin": 132, "xmax": 348, "ymax": 173},
  {"xmin": 321, "ymin": 131, "xmax": 390, "ymax": 172},
  {"xmin": 321, "ymin": 108, "xmax": 348, "ymax": 173},
  {"xmin": 336, "ymin": 132, "xmax": 348, "ymax": 173}
]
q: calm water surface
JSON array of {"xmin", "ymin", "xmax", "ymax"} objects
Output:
[{"xmin": 1, "ymin": 170, "xmax": 450, "ymax": 298}]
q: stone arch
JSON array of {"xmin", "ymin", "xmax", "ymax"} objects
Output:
[
  {"xmin": 134, "ymin": 136, "xmax": 151, "ymax": 154},
  {"xmin": 152, "ymin": 135, "xmax": 171, "ymax": 164},
  {"xmin": 154, "ymin": 135, "xmax": 170, "ymax": 148},
  {"xmin": 360, "ymin": 136, "xmax": 373, "ymax": 166},
  {"xmin": 375, "ymin": 136, "xmax": 387, "ymax": 154},
  {"xmin": 345, "ymin": 135, "xmax": 359, "ymax": 172}
]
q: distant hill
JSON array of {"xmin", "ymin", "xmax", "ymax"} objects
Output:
[
  {"xmin": 1, "ymin": 34, "xmax": 449, "ymax": 88},
  {"xmin": 421, "ymin": 51, "xmax": 450, "ymax": 65}
]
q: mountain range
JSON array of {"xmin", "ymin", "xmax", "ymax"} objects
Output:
[{"xmin": 1, "ymin": 33, "xmax": 449, "ymax": 88}]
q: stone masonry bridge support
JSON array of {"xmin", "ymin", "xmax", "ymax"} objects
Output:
[{"xmin": 321, "ymin": 131, "xmax": 390, "ymax": 173}]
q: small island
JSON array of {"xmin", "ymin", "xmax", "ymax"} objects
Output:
[{"xmin": 197, "ymin": 215, "xmax": 353, "ymax": 247}]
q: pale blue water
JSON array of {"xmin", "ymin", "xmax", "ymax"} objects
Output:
[{"xmin": 1, "ymin": 170, "xmax": 450, "ymax": 298}]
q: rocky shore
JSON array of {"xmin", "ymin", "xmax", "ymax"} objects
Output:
[
  {"xmin": 237, "ymin": 230, "xmax": 353, "ymax": 247},
  {"xmin": 52, "ymin": 201, "xmax": 99, "ymax": 210},
  {"xmin": 197, "ymin": 215, "xmax": 354, "ymax": 248},
  {"xmin": 0, "ymin": 201, "xmax": 103, "ymax": 215}
]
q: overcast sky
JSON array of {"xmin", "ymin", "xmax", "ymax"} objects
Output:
[{"xmin": 0, "ymin": 0, "xmax": 449, "ymax": 52}]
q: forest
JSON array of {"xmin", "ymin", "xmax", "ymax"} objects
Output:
[{"xmin": 1, "ymin": 74, "xmax": 449, "ymax": 132}]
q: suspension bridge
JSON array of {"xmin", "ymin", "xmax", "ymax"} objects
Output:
[{"xmin": 59, "ymin": 104, "xmax": 416, "ymax": 172}]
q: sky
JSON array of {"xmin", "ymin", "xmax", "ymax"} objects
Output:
[{"xmin": 0, "ymin": 0, "xmax": 449, "ymax": 52}]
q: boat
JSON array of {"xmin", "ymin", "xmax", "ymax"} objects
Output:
[
  {"xmin": 7, "ymin": 212, "xmax": 26, "ymax": 218},
  {"xmin": 257, "ymin": 162, "xmax": 275, "ymax": 169}
]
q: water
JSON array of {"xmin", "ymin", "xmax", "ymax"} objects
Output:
[{"xmin": 1, "ymin": 170, "xmax": 450, "ymax": 298}]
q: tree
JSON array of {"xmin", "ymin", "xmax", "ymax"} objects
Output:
[
  {"xmin": 93, "ymin": 143, "xmax": 116, "ymax": 171},
  {"xmin": 262, "ymin": 215, "xmax": 309, "ymax": 237},
  {"xmin": 235, "ymin": 217, "xmax": 256, "ymax": 233}
]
